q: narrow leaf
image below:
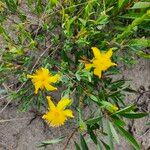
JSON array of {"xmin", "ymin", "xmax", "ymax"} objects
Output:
[
  {"xmin": 100, "ymin": 140, "xmax": 111, "ymax": 150},
  {"xmin": 80, "ymin": 134, "xmax": 89, "ymax": 150},
  {"xmin": 86, "ymin": 116, "xmax": 102, "ymax": 125},
  {"xmin": 112, "ymin": 105, "xmax": 135, "ymax": 115},
  {"xmin": 109, "ymin": 122, "xmax": 119, "ymax": 144},
  {"xmin": 131, "ymin": 2, "xmax": 150, "ymax": 9},
  {"xmin": 87, "ymin": 127, "xmax": 97, "ymax": 144},
  {"xmin": 105, "ymin": 119, "xmax": 114, "ymax": 150},
  {"xmin": 118, "ymin": 0, "xmax": 125, "ymax": 8},
  {"xmin": 116, "ymin": 125, "xmax": 140, "ymax": 150},
  {"xmin": 89, "ymin": 94, "xmax": 99, "ymax": 103},
  {"xmin": 5, "ymin": 0, "xmax": 17, "ymax": 12},
  {"xmin": 120, "ymin": 112, "xmax": 148, "ymax": 119},
  {"xmin": 115, "ymin": 11, "xmax": 150, "ymax": 42},
  {"xmin": 37, "ymin": 136, "xmax": 65, "ymax": 147},
  {"xmin": 74, "ymin": 142, "xmax": 81, "ymax": 150}
]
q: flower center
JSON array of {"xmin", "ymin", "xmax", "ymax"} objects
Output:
[
  {"xmin": 53, "ymin": 109, "xmax": 60, "ymax": 116},
  {"xmin": 40, "ymin": 75, "xmax": 47, "ymax": 82}
]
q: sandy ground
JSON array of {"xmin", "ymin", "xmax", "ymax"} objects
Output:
[{"xmin": 0, "ymin": 58, "xmax": 149, "ymax": 150}]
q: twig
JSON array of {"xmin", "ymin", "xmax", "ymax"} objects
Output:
[
  {"xmin": 137, "ymin": 128, "xmax": 150, "ymax": 139},
  {"xmin": 0, "ymin": 95, "xmax": 8, "ymax": 100},
  {"xmin": 0, "ymin": 117, "xmax": 31, "ymax": 123},
  {"xmin": 30, "ymin": 44, "xmax": 52, "ymax": 73},
  {"xmin": 63, "ymin": 127, "xmax": 79, "ymax": 150},
  {"xmin": 0, "ymin": 99, "xmax": 12, "ymax": 114}
]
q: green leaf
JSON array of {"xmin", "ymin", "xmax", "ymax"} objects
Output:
[
  {"xmin": 78, "ymin": 109, "xmax": 87, "ymax": 131},
  {"xmin": 89, "ymin": 94, "xmax": 99, "ymax": 103},
  {"xmin": 118, "ymin": 0, "xmax": 125, "ymax": 8},
  {"xmin": 120, "ymin": 112, "xmax": 148, "ymax": 119},
  {"xmin": 123, "ymin": 87, "xmax": 137, "ymax": 93},
  {"xmin": 86, "ymin": 116, "xmax": 102, "ymax": 125},
  {"xmin": 78, "ymin": 18, "xmax": 87, "ymax": 26},
  {"xmin": 115, "ymin": 11, "xmax": 150, "ymax": 42},
  {"xmin": 100, "ymin": 101, "xmax": 118, "ymax": 113},
  {"xmin": 131, "ymin": 2, "xmax": 150, "ymax": 9},
  {"xmin": 112, "ymin": 105, "xmax": 135, "ymax": 115},
  {"xmin": 37, "ymin": 136, "xmax": 65, "ymax": 147},
  {"xmin": 129, "ymin": 38, "xmax": 150, "ymax": 48},
  {"xmin": 105, "ymin": 119, "xmax": 114, "ymax": 150},
  {"xmin": 119, "ymin": 13, "xmax": 150, "ymax": 20},
  {"xmin": 97, "ymin": 141, "xmax": 103, "ymax": 150},
  {"xmin": 116, "ymin": 125, "xmax": 140, "ymax": 150},
  {"xmin": 5, "ymin": 0, "xmax": 17, "ymax": 12},
  {"xmin": 50, "ymin": 0, "xmax": 58, "ymax": 6},
  {"xmin": 109, "ymin": 122, "xmax": 119, "ymax": 144},
  {"xmin": 61, "ymin": 50, "xmax": 71, "ymax": 63},
  {"xmin": 19, "ymin": 13, "xmax": 27, "ymax": 22},
  {"xmin": 0, "ymin": 25, "xmax": 10, "ymax": 41},
  {"xmin": 87, "ymin": 125, "xmax": 98, "ymax": 144},
  {"xmin": 74, "ymin": 142, "xmax": 81, "ymax": 150},
  {"xmin": 110, "ymin": 80, "xmax": 126, "ymax": 90},
  {"xmin": 0, "ymin": 25, "xmax": 5, "ymax": 34},
  {"xmin": 113, "ymin": 119, "xmax": 126, "ymax": 127},
  {"xmin": 100, "ymin": 140, "xmax": 111, "ymax": 150},
  {"xmin": 136, "ymin": 51, "xmax": 150, "ymax": 59},
  {"xmin": 80, "ymin": 134, "xmax": 89, "ymax": 150}
]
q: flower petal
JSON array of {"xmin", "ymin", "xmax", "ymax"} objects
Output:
[
  {"xmin": 46, "ymin": 96, "xmax": 56, "ymax": 109},
  {"xmin": 34, "ymin": 81, "xmax": 43, "ymax": 94},
  {"xmin": 45, "ymin": 83, "xmax": 57, "ymax": 91},
  {"xmin": 111, "ymin": 62, "xmax": 117, "ymax": 66},
  {"xmin": 57, "ymin": 98, "xmax": 71, "ymax": 110},
  {"xmin": 63, "ymin": 109, "xmax": 74, "ymax": 118},
  {"xmin": 91, "ymin": 47, "xmax": 101, "ymax": 58},
  {"xmin": 94, "ymin": 68, "xmax": 102, "ymax": 78},
  {"xmin": 27, "ymin": 74, "xmax": 34, "ymax": 78},
  {"xmin": 85, "ymin": 63, "xmax": 93, "ymax": 70},
  {"xmin": 105, "ymin": 48, "xmax": 113, "ymax": 58},
  {"xmin": 41, "ymin": 67, "xmax": 49, "ymax": 75},
  {"xmin": 49, "ymin": 74, "xmax": 60, "ymax": 83}
]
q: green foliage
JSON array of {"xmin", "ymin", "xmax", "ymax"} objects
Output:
[
  {"xmin": 37, "ymin": 136, "xmax": 65, "ymax": 147},
  {"xmin": 0, "ymin": 0, "xmax": 149, "ymax": 149},
  {"xmin": 116, "ymin": 125, "xmax": 140, "ymax": 150}
]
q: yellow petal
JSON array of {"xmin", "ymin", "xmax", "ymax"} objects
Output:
[
  {"xmin": 49, "ymin": 74, "xmax": 60, "ymax": 83},
  {"xmin": 27, "ymin": 74, "xmax": 34, "ymax": 78},
  {"xmin": 46, "ymin": 96, "xmax": 56, "ymax": 109},
  {"xmin": 36, "ymin": 68, "xmax": 43, "ymax": 74},
  {"xmin": 85, "ymin": 63, "xmax": 93, "ymax": 70},
  {"xmin": 34, "ymin": 82, "xmax": 43, "ymax": 94},
  {"xmin": 105, "ymin": 48, "xmax": 113, "ymax": 58},
  {"xmin": 44, "ymin": 83, "xmax": 57, "ymax": 91},
  {"xmin": 111, "ymin": 62, "xmax": 117, "ymax": 66},
  {"xmin": 34, "ymin": 88, "xmax": 39, "ymax": 94},
  {"xmin": 94, "ymin": 68, "xmax": 102, "ymax": 78},
  {"xmin": 63, "ymin": 109, "xmax": 74, "ymax": 118},
  {"xmin": 91, "ymin": 47, "xmax": 101, "ymax": 58},
  {"xmin": 42, "ymin": 67, "xmax": 49, "ymax": 75},
  {"xmin": 57, "ymin": 98, "xmax": 71, "ymax": 110}
]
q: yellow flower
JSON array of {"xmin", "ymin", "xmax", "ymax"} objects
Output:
[
  {"xmin": 42, "ymin": 96, "xmax": 74, "ymax": 127},
  {"xmin": 27, "ymin": 68, "xmax": 60, "ymax": 94},
  {"xmin": 85, "ymin": 47, "xmax": 117, "ymax": 78},
  {"xmin": 110, "ymin": 105, "xmax": 119, "ymax": 113}
]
